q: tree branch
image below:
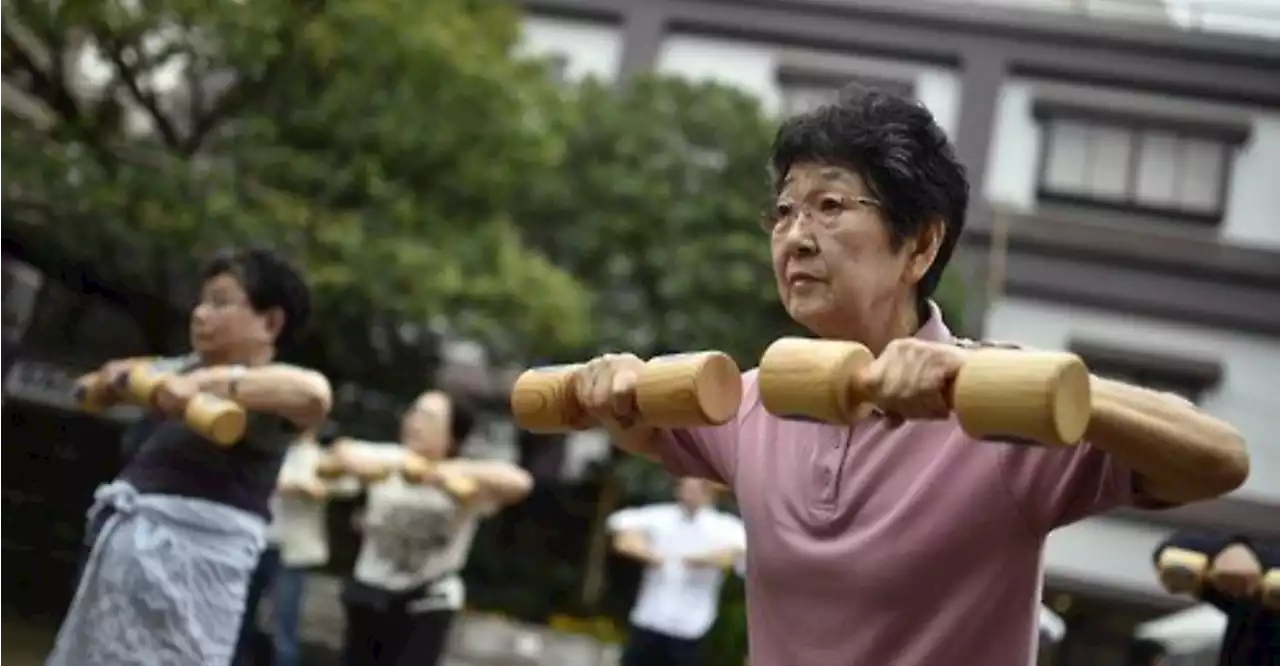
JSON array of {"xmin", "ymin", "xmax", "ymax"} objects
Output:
[
  {"xmin": 183, "ymin": 0, "xmax": 330, "ymax": 154},
  {"xmin": 1, "ymin": 28, "xmax": 84, "ymax": 126},
  {"xmin": 96, "ymin": 31, "xmax": 184, "ymax": 150}
]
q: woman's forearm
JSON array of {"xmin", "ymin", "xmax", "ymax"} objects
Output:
[
  {"xmin": 443, "ymin": 460, "xmax": 533, "ymax": 504},
  {"xmin": 1087, "ymin": 377, "xmax": 1248, "ymax": 503},
  {"xmin": 687, "ymin": 547, "xmax": 743, "ymax": 569},
  {"xmin": 612, "ymin": 531, "xmax": 660, "ymax": 566},
  {"xmin": 196, "ymin": 364, "xmax": 332, "ymax": 428}
]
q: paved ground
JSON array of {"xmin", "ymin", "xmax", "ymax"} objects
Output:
[
  {"xmin": 0, "ymin": 611, "xmax": 480, "ymax": 666},
  {"xmin": 2, "ymin": 610, "xmax": 57, "ymax": 666},
  {"xmin": 2, "ymin": 577, "xmax": 619, "ymax": 666}
]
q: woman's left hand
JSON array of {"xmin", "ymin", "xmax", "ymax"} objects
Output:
[
  {"xmin": 859, "ymin": 339, "xmax": 969, "ymax": 422},
  {"xmin": 401, "ymin": 454, "xmax": 443, "ymax": 485},
  {"xmin": 153, "ymin": 374, "xmax": 202, "ymax": 419}
]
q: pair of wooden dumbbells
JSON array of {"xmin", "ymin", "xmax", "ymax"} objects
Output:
[
  {"xmin": 315, "ymin": 448, "xmax": 478, "ymax": 499},
  {"xmin": 1159, "ymin": 547, "xmax": 1280, "ymax": 609},
  {"xmin": 511, "ymin": 338, "xmax": 1093, "ymax": 447},
  {"xmin": 74, "ymin": 364, "xmax": 247, "ymax": 446}
]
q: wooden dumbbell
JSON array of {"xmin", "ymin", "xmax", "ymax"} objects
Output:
[
  {"xmin": 1157, "ymin": 547, "xmax": 1209, "ymax": 596},
  {"xmin": 117, "ymin": 365, "xmax": 247, "ymax": 446},
  {"xmin": 510, "ymin": 352, "xmax": 743, "ymax": 433},
  {"xmin": 315, "ymin": 453, "xmax": 347, "ymax": 480},
  {"xmin": 1262, "ymin": 569, "xmax": 1279, "ymax": 610},
  {"xmin": 347, "ymin": 456, "xmax": 478, "ymax": 501},
  {"xmin": 402, "ymin": 454, "xmax": 478, "ymax": 500},
  {"xmin": 74, "ymin": 356, "xmax": 165, "ymax": 413},
  {"xmin": 73, "ymin": 373, "xmax": 119, "ymax": 414},
  {"xmin": 757, "ymin": 338, "xmax": 1092, "ymax": 446}
]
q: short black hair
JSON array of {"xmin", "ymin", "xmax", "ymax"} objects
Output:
[
  {"xmin": 200, "ymin": 246, "xmax": 311, "ymax": 346},
  {"xmin": 447, "ymin": 392, "xmax": 478, "ymax": 458},
  {"xmin": 769, "ymin": 85, "xmax": 969, "ymax": 304}
]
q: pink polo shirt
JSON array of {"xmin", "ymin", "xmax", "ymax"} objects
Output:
[{"xmin": 654, "ymin": 306, "xmax": 1157, "ymax": 666}]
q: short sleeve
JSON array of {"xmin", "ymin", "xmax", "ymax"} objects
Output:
[
  {"xmin": 650, "ymin": 371, "xmax": 755, "ymax": 485},
  {"xmin": 606, "ymin": 506, "xmax": 662, "ymax": 534},
  {"xmin": 998, "ymin": 440, "xmax": 1165, "ymax": 534}
]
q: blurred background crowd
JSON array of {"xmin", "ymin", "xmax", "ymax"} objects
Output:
[{"xmin": 2, "ymin": 0, "xmax": 1278, "ymax": 664}]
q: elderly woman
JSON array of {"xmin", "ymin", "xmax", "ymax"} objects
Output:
[
  {"xmin": 570, "ymin": 87, "xmax": 1249, "ymax": 666},
  {"xmin": 48, "ymin": 247, "xmax": 331, "ymax": 666}
]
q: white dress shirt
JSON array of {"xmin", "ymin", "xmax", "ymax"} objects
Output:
[{"xmin": 607, "ymin": 503, "xmax": 747, "ymax": 640}]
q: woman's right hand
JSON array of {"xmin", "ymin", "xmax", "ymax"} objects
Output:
[
  {"xmin": 572, "ymin": 353, "xmax": 648, "ymax": 429},
  {"xmin": 94, "ymin": 359, "xmax": 142, "ymax": 395},
  {"xmin": 1210, "ymin": 543, "xmax": 1264, "ymax": 599}
]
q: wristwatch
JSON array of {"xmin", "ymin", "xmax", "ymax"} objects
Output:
[{"xmin": 226, "ymin": 365, "xmax": 247, "ymax": 399}]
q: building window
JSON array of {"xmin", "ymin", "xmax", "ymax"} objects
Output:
[
  {"xmin": 545, "ymin": 53, "xmax": 570, "ymax": 84},
  {"xmin": 1068, "ymin": 339, "xmax": 1222, "ymax": 404},
  {"xmin": 777, "ymin": 66, "xmax": 915, "ymax": 117},
  {"xmin": 1034, "ymin": 101, "xmax": 1250, "ymax": 225}
]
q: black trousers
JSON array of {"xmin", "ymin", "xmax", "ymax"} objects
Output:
[
  {"xmin": 621, "ymin": 627, "xmax": 703, "ymax": 666},
  {"xmin": 232, "ymin": 546, "xmax": 281, "ymax": 666},
  {"xmin": 341, "ymin": 603, "xmax": 455, "ymax": 666}
]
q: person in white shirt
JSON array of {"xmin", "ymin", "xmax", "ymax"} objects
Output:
[
  {"xmin": 270, "ymin": 430, "xmax": 361, "ymax": 666},
  {"xmin": 331, "ymin": 389, "xmax": 533, "ymax": 666},
  {"xmin": 234, "ymin": 429, "xmax": 358, "ymax": 666},
  {"xmin": 607, "ymin": 477, "xmax": 747, "ymax": 666}
]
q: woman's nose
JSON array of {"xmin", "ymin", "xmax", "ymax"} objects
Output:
[{"xmin": 782, "ymin": 219, "xmax": 820, "ymax": 258}]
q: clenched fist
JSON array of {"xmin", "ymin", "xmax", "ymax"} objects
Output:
[
  {"xmin": 572, "ymin": 353, "xmax": 647, "ymax": 430},
  {"xmin": 1209, "ymin": 543, "xmax": 1263, "ymax": 599},
  {"xmin": 859, "ymin": 338, "xmax": 969, "ymax": 423},
  {"xmin": 152, "ymin": 374, "xmax": 201, "ymax": 420}
]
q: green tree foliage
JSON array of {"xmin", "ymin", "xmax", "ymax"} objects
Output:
[
  {"xmin": 1, "ymin": 0, "xmax": 591, "ymax": 394},
  {"xmin": 521, "ymin": 74, "xmax": 800, "ymax": 367}
]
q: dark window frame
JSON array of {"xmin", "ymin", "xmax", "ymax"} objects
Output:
[
  {"xmin": 1032, "ymin": 100, "xmax": 1251, "ymax": 228},
  {"xmin": 545, "ymin": 52, "xmax": 571, "ymax": 83},
  {"xmin": 1068, "ymin": 338, "xmax": 1223, "ymax": 405}
]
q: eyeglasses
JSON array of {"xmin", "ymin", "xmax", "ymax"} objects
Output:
[
  {"xmin": 761, "ymin": 195, "xmax": 881, "ymax": 234},
  {"xmin": 194, "ymin": 296, "xmax": 251, "ymax": 311}
]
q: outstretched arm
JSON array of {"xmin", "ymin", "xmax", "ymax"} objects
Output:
[
  {"xmin": 189, "ymin": 363, "xmax": 332, "ymax": 429},
  {"xmin": 612, "ymin": 530, "xmax": 662, "ymax": 567},
  {"xmin": 606, "ymin": 506, "xmax": 664, "ymax": 567},
  {"xmin": 437, "ymin": 459, "xmax": 533, "ymax": 506},
  {"xmin": 1086, "ymin": 379, "xmax": 1247, "ymax": 504},
  {"xmin": 683, "ymin": 548, "xmax": 743, "ymax": 570}
]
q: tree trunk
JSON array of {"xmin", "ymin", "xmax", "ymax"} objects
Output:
[{"xmin": 580, "ymin": 465, "xmax": 622, "ymax": 609}]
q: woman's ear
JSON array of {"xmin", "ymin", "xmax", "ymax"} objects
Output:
[
  {"xmin": 905, "ymin": 217, "xmax": 945, "ymax": 285},
  {"xmin": 263, "ymin": 307, "xmax": 286, "ymax": 341}
]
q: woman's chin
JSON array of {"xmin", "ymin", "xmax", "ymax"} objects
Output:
[{"xmin": 784, "ymin": 295, "xmax": 834, "ymax": 330}]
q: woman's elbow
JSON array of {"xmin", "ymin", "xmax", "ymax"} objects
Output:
[
  {"xmin": 295, "ymin": 375, "xmax": 333, "ymax": 427},
  {"xmin": 1203, "ymin": 427, "xmax": 1249, "ymax": 497},
  {"xmin": 494, "ymin": 467, "xmax": 534, "ymax": 504}
]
